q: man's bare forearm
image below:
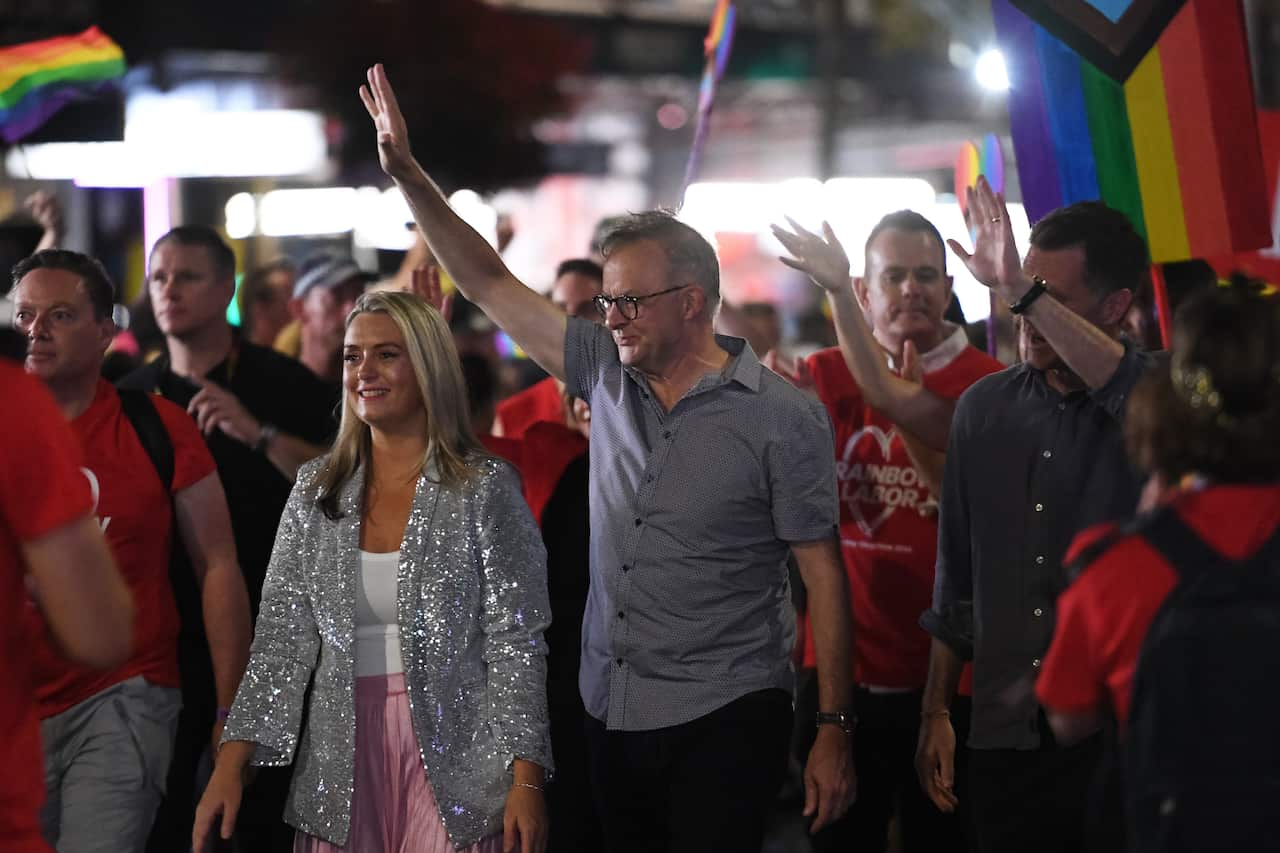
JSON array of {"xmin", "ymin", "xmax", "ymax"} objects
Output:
[
  {"xmin": 795, "ymin": 537, "xmax": 854, "ymax": 713},
  {"xmin": 265, "ymin": 432, "xmax": 327, "ymax": 482},
  {"xmin": 201, "ymin": 561, "xmax": 252, "ymax": 709},
  {"xmin": 1019, "ymin": 287, "xmax": 1125, "ymax": 390},
  {"xmin": 395, "ymin": 169, "xmax": 510, "ymax": 304},
  {"xmin": 827, "ymin": 288, "xmax": 955, "ymax": 450},
  {"xmin": 899, "ymin": 433, "xmax": 946, "ymax": 495},
  {"xmin": 921, "ymin": 637, "xmax": 964, "ymax": 713},
  {"xmin": 393, "ymin": 169, "xmax": 567, "ymax": 378}
]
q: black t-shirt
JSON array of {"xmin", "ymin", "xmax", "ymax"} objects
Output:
[
  {"xmin": 119, "ymin": 337, "xmax": 339, "ymax": 613},
  {"xmin": 539, "ymin": 452, "xmax": 590, "ymax": 714}
]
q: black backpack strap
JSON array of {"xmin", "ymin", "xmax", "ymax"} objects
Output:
[
  {"xmin": 1132, "ymin": 505, "xmax": 1224, "ymax": 582},
  {"xmin": 1065, "ymin": 524, "xmax": 1134, "ymax": 585},
  {"xmin": 117, "ymin": 389, "xmax": 175, "ymax": 493},
  {"xmin": 1243, "ymin": 518, "xmax": 1280, "ymax": 571}
]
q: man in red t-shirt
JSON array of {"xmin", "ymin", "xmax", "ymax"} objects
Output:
[
  {"xmin": 12, "ymin": 250, "xmax": 251, "ymax": 853},
  {"xmin": 0, "ymin": 359, "xmax": 134, "ymax": 853},
  {"xmin": 775, "ymin": 211, "xmax": 1002, "ymax": 852},
  {"xmin": 493, "ymin": 258, "xmax": 602, "ymax": 439}
]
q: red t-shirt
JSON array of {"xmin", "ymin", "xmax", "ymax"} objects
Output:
[
  {"xmin": 495, "ymin": 376, "xmax": 564, "ymax": 439},
  {"xmin": 521, "ymin": 421, "xmax": 589, "ymax": 525},
  {"xmin": 1037, "ymin": 483, "xmax": 1280, "ymax": 727},
  {"xmin": 0, "ymin": 362, "xmax": 92, "ymax": 851},
  {"xmin": 800, "ymin": 331, "xmax": 1003, "ymax": 689},
  {"xmin": 28, "ymin": 380, "xmax": 215, "ymax": 718},
  {"xmin": 480, "ymin": 433, "xmax": 524, "ymax": 473}
]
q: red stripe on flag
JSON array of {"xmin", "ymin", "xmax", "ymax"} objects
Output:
[
  {"xmin": 0, "ymin": 27, "xmax": 114, "ymax": 65},
  {"xmin": 1194, "ymin": 0, "xmax": 1270, "ymax": 253},
  {"xmin": 1158, "ymin": 3, "xmax": 1230, "ymax": 258}
]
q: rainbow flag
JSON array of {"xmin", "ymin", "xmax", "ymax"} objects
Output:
[
  {"xmin": 0, "ymin": 26, "xmax": 125, "ymax": 144},
  {"xmin": 994, "ymin": 0, "xmax": 1270, "ymax": 263},
  {"xmin": 681, "ymin": 0, "xmax": 737, "ymax": 199}
]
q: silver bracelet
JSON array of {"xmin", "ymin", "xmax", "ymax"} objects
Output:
[{"xmin": 513, "ymin": 782, "xmax": 544, "ymax": 793}]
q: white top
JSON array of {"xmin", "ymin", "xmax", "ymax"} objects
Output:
[{"xmin": 355, "ymin": 550, "xmax": 403, "ymax": 676}]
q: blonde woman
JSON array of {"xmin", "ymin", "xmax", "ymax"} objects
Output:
[{"xmin": 193, "ymin": 291, "xmax": 552, "ymax": 853}]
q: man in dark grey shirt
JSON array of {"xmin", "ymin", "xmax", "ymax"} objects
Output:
[
  {"xmin": 362, "ymin": 64, "xmax": 856, "ymax": 852},
  {"xmin": 916, "ymin": 183, "xmax": 1155, "ymax": 853}
]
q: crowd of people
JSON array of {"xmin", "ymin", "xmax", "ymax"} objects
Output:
[{"xmin": 0, "ymin": 60, "xmax": 1277, "ymax": 853}]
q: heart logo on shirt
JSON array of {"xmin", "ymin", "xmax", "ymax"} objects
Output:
[{"xmin": 841, "ymin": 425, "xmax": 898, "ymax": 536}]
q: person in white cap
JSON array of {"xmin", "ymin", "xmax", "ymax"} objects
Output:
[{"xmin": 291, "ymin": 253, "xmax": 376, "ymax": 384}]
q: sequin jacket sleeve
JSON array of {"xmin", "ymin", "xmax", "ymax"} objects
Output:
[
  {"xmin": 476, "ymin": 458, "xmax": 554, "ymax": 772},
  {"xmin": 221, "ymin": 463, "xmax": 321, "ymax": 765}
]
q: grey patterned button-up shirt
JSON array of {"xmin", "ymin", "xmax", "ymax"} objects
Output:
[{"xmin": 565, "ymin": 317, "xmax": 838, "ymax": 731}]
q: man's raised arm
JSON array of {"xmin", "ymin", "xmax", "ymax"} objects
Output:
[
  {"xmin": 948, "ymin": 177, "xmax": 1126, "ymax": 391},
  {"xmin": 359, "ymin": 63, "xmax": 567, "ymax": 380},
  {"xmin": 773, "ymin": 219, "xmax": 957, "ymax": 450}
]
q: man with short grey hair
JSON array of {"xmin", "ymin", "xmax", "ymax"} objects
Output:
[{"xmin": 361, "ymin": 63, "xmax": 856, "ymax": 852}]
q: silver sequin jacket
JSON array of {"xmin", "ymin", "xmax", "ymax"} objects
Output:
[{"xmin": 222, "ymin": 454, "xmax": 553, "ymax": 848}]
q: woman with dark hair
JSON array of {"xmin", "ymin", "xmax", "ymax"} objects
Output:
[
  {"xmin": 1035, "ymin": 280, "xmax": 1280, "ymax": 850},
  {"xmin": 1037, "ymin": 280, "xmax": 1280, "ymax": 735},
  {"xmin": 192, "ymin": 291, "xmax": 552, "ymax": 853}
]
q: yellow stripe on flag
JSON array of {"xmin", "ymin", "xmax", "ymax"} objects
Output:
[{"xmin": 1124, "ymin": 49, "xmax": 1191, "ymax": 263}]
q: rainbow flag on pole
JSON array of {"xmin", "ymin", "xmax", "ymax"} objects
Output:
[
  {"xmin": 993, "ymin": 0, "xmax": 1270, "ymax": 263},
  {"xmin": 680, "ymin": 0, "xmax": 737, "ymax": 200},
  {"xmin": 0, "ymin": 26, "xmax": 125, "ymax": 144}
]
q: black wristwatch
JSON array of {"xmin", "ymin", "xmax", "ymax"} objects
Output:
[
  {"xmin": 1009, "ymin": 276, "xmax": 1048, "ymax": 315},
  {"xmin": 815, "ymin": 710, "xmax": 857, "ymax": 735}
]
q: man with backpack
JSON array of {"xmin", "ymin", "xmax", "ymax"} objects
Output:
[
  {"xmin": 12, "ymin": 249, "xmax": 251, "ymax": 853},
  {"xmin": 119, "ymin": 226, "xmax": 338, "ymax": 852},
  {"xmin": 1037, "ymin": 282, "xmax": 1280, "ymax": 852}
]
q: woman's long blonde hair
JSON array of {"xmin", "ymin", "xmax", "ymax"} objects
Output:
[{"xmin": 313, "ymin": 290, "xmax": 484, "ymax": 518}]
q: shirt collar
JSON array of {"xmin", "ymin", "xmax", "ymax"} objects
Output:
[
  {"xmin": 884, "ymin": 324, "xmax": 970, "ymax": 375},
  {"xmin": 621, "ymin": 333, "xmax": 764, "ymax": 394},
  {"xmin": 714, "ymin": 333, "xmax": 763, "ymax": 392}
]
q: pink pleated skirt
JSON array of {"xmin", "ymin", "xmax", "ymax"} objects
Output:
[{"xmin": 293, "ymin": 673, "xmax": 503, "ymax": 853}]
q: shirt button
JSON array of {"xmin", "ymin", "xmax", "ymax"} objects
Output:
[
  {"xmin": 1036, "ymin": 555, "xmax": 1045, "ymax": 565},
  {"xmin": 1035, "ymin": 503, "xmax": 1044, "ymax": 513},
  {"xmin": 1033, "ymin": 608, "xmax": 1044, "ymax": 617},
  {"xmin": 622, "ymin": 564, "xmax": 631, "ymax": 572},
  {"xmin": 1057, "ymin": 402, "xmax": 1066, "ymax": 411},
  {"xmin": 1032, "ymin": 658, "xmax": 1042, "ymax": 668},
  {"xmin": 1042, "ymin": 450, "xmax": 1052, "ymax": 459},
  {"xmin": 616, "ymin": 658, "xmax": 624, "ymax": 666},
  {"xmin": 618, "ymin": 611, "xmax": 625, "ymax": 619},
  {"xmin": 646, "ymin": 474, "xmax": 654, "ymax": 483},
  {"xmin": 634, "ymin": 518, "xmax": 642, "ymax": 527}
]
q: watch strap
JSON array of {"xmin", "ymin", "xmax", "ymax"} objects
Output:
[{"xmin": 1009, "ymin": 276, "xmax": 1048, "ymax": 316}]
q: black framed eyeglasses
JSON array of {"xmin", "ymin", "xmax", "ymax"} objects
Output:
[{"xmin": 593, "ymin": 285, "xmax": 689, "ymax": 321}]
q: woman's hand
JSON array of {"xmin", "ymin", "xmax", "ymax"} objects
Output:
[{"xmin": 502, "ymin": 783, "xmax": 549, "ymax": 853}]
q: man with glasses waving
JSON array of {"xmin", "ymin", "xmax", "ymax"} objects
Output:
[{"xmin": 355, "ymin": 64, "xmax": 856, "ymax": 853}]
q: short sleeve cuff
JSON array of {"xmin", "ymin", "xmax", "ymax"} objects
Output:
[
  {"xmin": 564, "ymin": 316, "xmax": 605, "ymax": 402},
  {"xmin": 778, "ymin": 522, "xmax": 839, "ymax": 546}
]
